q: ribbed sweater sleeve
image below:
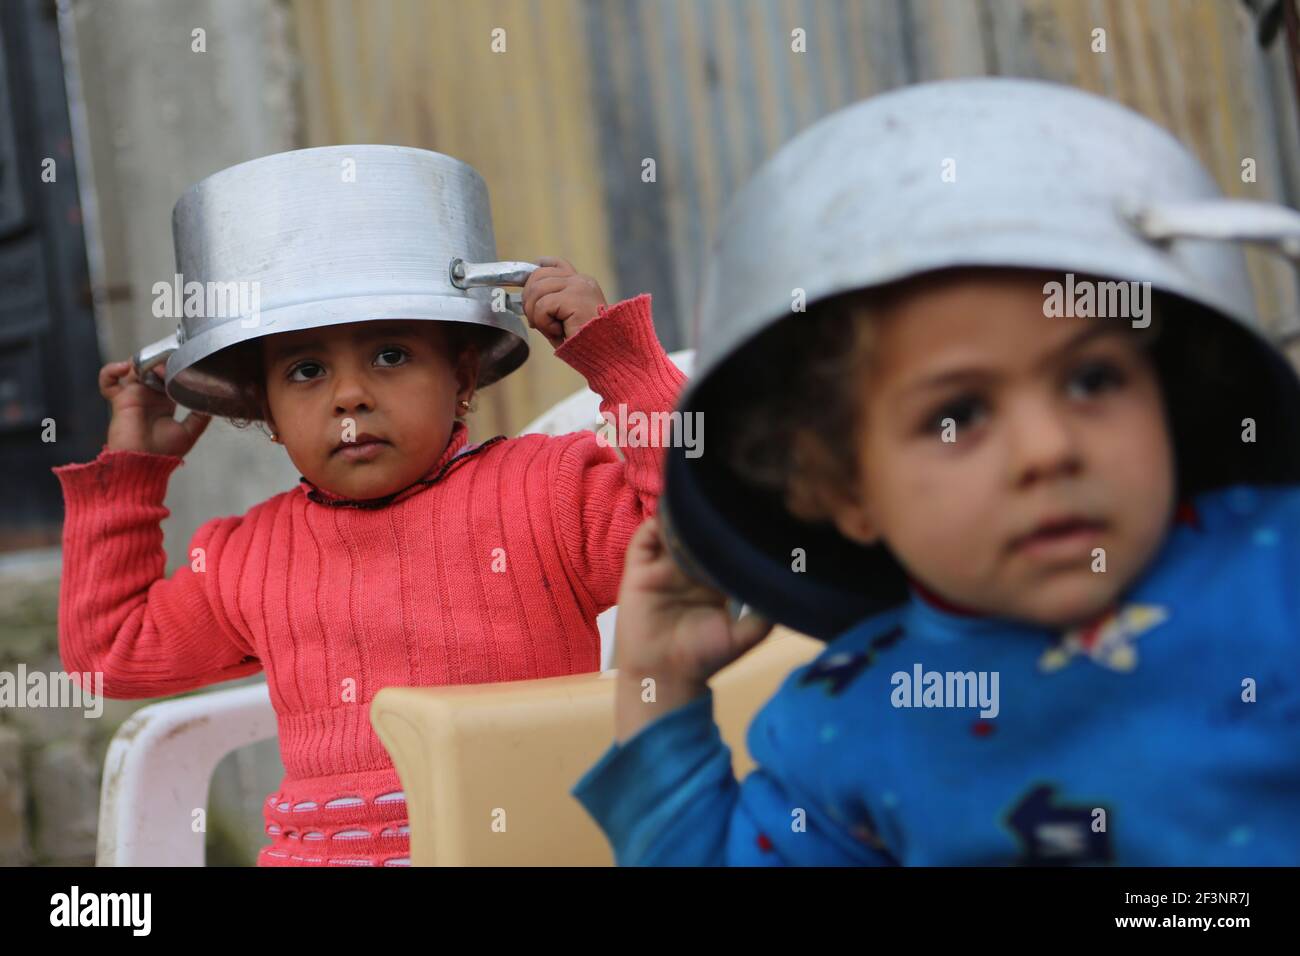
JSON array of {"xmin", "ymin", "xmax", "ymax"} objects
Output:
[
  {"xmin": 550, "ymin": 294, "xmax": 688, "ymax": 610},
  {"xmin": 51, "ymin": 447, "xmax": 263, "ymax": 699}
]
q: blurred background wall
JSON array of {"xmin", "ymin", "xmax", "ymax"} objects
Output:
[{"xmin": 1, "ymin": 0, "xmax": 1297, "ymax": 865}]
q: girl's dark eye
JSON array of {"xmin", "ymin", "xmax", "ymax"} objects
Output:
[
  {"xmin": 287, "ymin": 362, "xmax": 322, "ymax": 383},
  {"xmin": 286, "ymin": 347, "xmax": 409, "ymax": 382},
  {"xmin": 1067, "ymin": 360, "xmax": 1125, "ymax": 399},
  {"xmin": 375, "ymin": 347, "xmax": 409, "ymax": 367},
  {"xmin": 925, "ymin": 395, "xmax": 987, "ymax": 436}
]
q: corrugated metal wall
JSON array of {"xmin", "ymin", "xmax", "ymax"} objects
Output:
[{"xmin": 289, "ymin": 0, "xmax": 1300, "ymax": 437}]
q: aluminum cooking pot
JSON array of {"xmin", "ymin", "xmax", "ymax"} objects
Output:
[
  {"xmin": 131, "ymin": 145, "xmax": 536, "ymax": 419},
  {"xmin": 659, "ymin": 76, "xmax": 1300, "ymax": 641}
]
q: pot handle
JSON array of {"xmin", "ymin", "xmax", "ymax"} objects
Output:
[
  {"xmin": 132, "ymin": 333, "xmax": 179, "ymax": 392},
  {"xmin": 449, "ymin": 258, "xmax": 542, "ymax": 320},
  {"xmin": 449, "ymin": 258, "xmax": 540, "ymax": 290},
  {"xmin": 1125, "ymin": 198, "xmax": 1300, "ymax": 264},
  {"xmin": 1126, "ymin": 198, "xmax": 1300, "ymax": 348}
]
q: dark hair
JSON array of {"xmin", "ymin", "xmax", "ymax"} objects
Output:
[
  {"xmin": 710, "ymin": 287, "xmax": 880, "ymax": 523},
  {"xmin": 1147, "ymin": 294, "xmax": 1300, "ymax": 498}
]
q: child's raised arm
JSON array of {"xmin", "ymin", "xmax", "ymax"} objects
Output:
[
  {"xmin": 573, "ymin": 519, "xmax": 889, "ymax": 866},
  {"xmin": 522, "ymin": 260, "xmax": 689, "ymax": 613},
  {"xmin": 50, "ymin": 360, "xmax": 262, "ymax": 699}
]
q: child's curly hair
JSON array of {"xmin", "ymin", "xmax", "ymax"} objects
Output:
[
  {"xmin": 209, "ymin": 320, "xmax": 496, "ymax": 436},
  {"xmin": 710, "ymin": 268, "xmax": 1295, "ymax": 530},
  {"xmin": 711, "ymin": 286, "xmax": 880, "ymax": 525}
]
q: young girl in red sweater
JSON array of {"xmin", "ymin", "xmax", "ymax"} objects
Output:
[{"xmin": 54, "ymin": 256, "xmax": 686, "ymax": 867}]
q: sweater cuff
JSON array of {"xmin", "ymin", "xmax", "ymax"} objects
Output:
[
  {"xmin": 553, "ymin": 294, "xmax": 683, "ymax": 404},
  {"xmin": 572, "ymin": 691, "xmax": 726, "ymax": 847},
  {"xmin": 52, "ymin": 445, "xmax": 184, "ymax": 507}
]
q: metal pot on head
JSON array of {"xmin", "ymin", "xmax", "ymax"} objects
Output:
[
  {"xmin": 132, "ymin": 145, "xmax": 538, "ymax": 420},
  {"xmin": 659, "ymin": 77, "xmax": 1300, "ymax": 641}
]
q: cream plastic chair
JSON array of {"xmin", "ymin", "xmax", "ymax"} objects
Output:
[
  {"xmin": 370, "ymin": 627, "xmax": 822, "ymax": 865},
  {"xmin": 95, "ymin": 349, "xmax": 694, "ymax": 865}
]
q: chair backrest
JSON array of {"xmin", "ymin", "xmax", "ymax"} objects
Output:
[
  {"xmin": 370, "ymin": 627, "xmax": 821, "ymax": 865},
  {"xmin": 96, "ymin": 681, "xmax": 280, "ymax": 866}
]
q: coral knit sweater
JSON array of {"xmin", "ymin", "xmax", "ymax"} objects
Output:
[{"xmin": 52, "ymin": 294, "xmax": 685, "ymax": 867}]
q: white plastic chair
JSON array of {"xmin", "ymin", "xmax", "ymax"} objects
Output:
[{"xmin": 95, "ymin": 349, "xmax": 694, "ymax": 865}]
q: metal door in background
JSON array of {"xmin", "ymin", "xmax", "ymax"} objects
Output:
[{"xmin": 0, "ymin": 0, "xmax": 104, "ymax": 552}]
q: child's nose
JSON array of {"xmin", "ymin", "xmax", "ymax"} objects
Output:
[
  {"xmin": 330, "ymin": 363, "xmax": 376, "ymax": 415},
  {"xmin": 1006, "ymin": 399, "xmax": 1082, "ymax": 486}
]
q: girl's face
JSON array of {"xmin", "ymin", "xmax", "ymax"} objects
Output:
[
  {"xmin": 262, "ymin": 320, "xmax": 477, "ymax": 501},
  {"xmin": 832, "ymin": 271, "xmax": 1176, "ymax": 630}
]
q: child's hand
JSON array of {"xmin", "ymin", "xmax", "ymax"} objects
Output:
[
  {"xmin": 613, "ymin": 517, "xmax": 773, "ymax": 743},
  {"xmin": 521, "ymin": 257, "xmax": 607, "ymax": 348},
  {"xmin": 100, "ymin": 359, "xmax": 211, "ymax": 457}
]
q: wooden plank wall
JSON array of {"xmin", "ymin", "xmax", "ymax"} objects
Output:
[
  {"xmin": 289, "ymin": 0, "xmax": 1300, "ymax": 438},
  {"xmin": 290, "ymin": 0, "xmax": 619, "ymax": 441}
]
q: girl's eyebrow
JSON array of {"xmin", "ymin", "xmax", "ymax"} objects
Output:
[
  {"xmin": 901, "ymin": 367, "xmax": 995, "ymax": 400},
  {"xmin": 900, "ymin": 324, "xmax": 1131, "ymax": 399},
  {"xmin": 267, "ymin": 325, "xmax": 422, "ymax": 363},
  {"xmin": 267, "ymin": 339, "xmax": 323, "ymax": 364},
  {"xmin": 1043, "ymin": 323, "xmax": 1131, "ymax": 366}
]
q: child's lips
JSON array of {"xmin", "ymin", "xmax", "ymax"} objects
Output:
[
  {"xmin": 1010, "ymin": 517, "xmax": 1108, "ymax": 561},
  {"xmin": 334, "ymin": 439, "xmax": 390, "ymax": 462}
]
